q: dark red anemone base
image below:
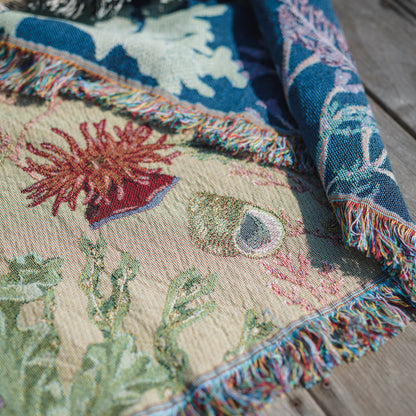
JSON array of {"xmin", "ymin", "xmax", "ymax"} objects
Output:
[{"xmin": 85, "ymin": 173, "xmax": 179, "ymax": 230}]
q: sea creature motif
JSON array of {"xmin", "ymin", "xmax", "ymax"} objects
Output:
[
  {"xmin": 187, "ymin": 192, "xmax": 285, "ymax": 258},
  {"xmin": 21, "ymin": 119, "xmax": 180, "ymax": 229},
  {"xmin": 71, "ymin": 4, "xmax": 247, "ymax": 97},
  {"xmin": 0, "ymin": 236, "xmax": 217, "ymax": 415}
]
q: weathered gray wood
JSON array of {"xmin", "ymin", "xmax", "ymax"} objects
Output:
[
  {"xmin": 258, "ymin": 2, "xmax": 416, "ymax": 414},
  {"xmin": 305, "ymin": 97, "xmax": 416, "ymax": 415},
  {"xmin": 369, "ymin": 97, "xmax": 416, "ymax": 219},
  {"xmin": 382, "ymin": 0, "xmax": 416, "ymax": 22},
  {"xmin": 260, "ymin": 390, "xmax": 326, "ymax": 416},
  {"xmin": 308, "ymin": 321, "xmax": 416, "ymax": 416},
  {"xmin": 262, "ymin": 97, "xmax": 416, "ymax": 416},
  {"xmin": 332, "ymin": 0, "xmax": 416, "ymax": 134}
]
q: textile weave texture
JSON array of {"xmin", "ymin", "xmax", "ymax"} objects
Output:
[{"xmin": 0, "ymin": 0, "xmax": 415, "ymax": 415}]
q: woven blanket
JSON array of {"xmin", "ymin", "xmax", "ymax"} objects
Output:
[{"xmin": 0, "ymin": 1, "xmax": 415, "ymax": 415}]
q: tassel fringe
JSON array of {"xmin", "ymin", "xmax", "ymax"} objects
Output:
[
  {"xmin": 0, "ymin": 39, "xmax": 415, "ymax": 416},
  {"xmin": 0, "ymin": 40, "xmax": 311, "ymax": 172},
  {"xmin": 137, "ymin": 277, "xmax": 411, "ymax": 415},
  {"xmin": 333, "ymin": 200, "xmax": 416, "ymax": 302}
]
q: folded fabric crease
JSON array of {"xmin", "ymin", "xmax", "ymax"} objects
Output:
[{"xmin": 0, "ymin": 1, "xmax": 415, "ymax": 415}]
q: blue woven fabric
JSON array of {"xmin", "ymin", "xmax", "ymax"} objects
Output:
[
  {"xmin": 0, "ymin": 1, "xmax": 298, "ymax": 133},
  {"xmin": 0, "ymin": 2, "xmax": 415, "ymax": 415},
  {"xmin": 0, "ymin": 0, "xmax": 413, "ymax": 223},
  {"xmin": 251, "ymin": 0, "xmax": 412, "ymax": 223}
]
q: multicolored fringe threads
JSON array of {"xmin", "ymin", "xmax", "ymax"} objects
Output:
[
  {"xmin": 134, "ymin": 276, "xmax": 410, "ymax": 415},
  {"xmin": 0, "ymin": 41, "xmax": 311, "ymax": 172},
  {"xmin": 332, "ymin": 198, "xmax": 416, "ymax": 302},
  {"xmin": 0, "ymin": 39, "xmax": 416, "ymax": 416}
]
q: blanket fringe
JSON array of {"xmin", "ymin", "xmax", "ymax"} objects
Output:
[
  {"xmin": 0, "ymin": 40, "xmax": 311, "ymax": 171},
  {"xmin": 1, "ymin": 39, "xmax": 416, "ymax": 416},
  {"xmin": 333, "ymin": 200, "xmax": 416, "ymax": 302},
  {"xmin": 136, "ymin": 277, "xmax": 410, "ymax": 415}
]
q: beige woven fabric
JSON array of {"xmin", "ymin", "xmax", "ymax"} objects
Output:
[{"xmin": 0, "ymin": 94, "xmax": 382, "ymax": 413}]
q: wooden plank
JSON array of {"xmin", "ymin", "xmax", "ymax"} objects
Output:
[
  {"xmin": 369, "ymin": 97, "xmax": 416, "ymax": 219},
  {"xmin": 332, "ymin": 0, "xmax": 416, "ymax": 134},
  {"xmin": 307, "ymin": 98, "xmax": 416, "ymax": 415},
  {"xmin": 260, "ymin": 391, "xmax": 326, "ymax": 416},
  {"xmin": 381, "ymin": 0, "xmax": 416, "ymax": 22},
  {"xmin": 308, "ymin": 322, "xmax": 416, "ymax": 416},
  {"xmin": 262, "ymin": 93, "xmax": 416, "ymax": 415}
]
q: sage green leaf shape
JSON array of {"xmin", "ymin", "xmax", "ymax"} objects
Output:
[
  {"xmin": 0, "ymin": 322, "xmax": 66, "ymax": 416},
  {"xmin": 188, "ymin": 192, "xmax": 285, "ymax": 258},
  {"xmin": 70, "ymin": 237, "xmax": 182, "ymax": 415},
  {"xmin": 0, "ymin": 253, "xmax": 66, "ymax": 416},
  {"xmin": 0, "ymin": 239, "xmax": 219, "ymax": 415},
  {"xmin": 224, "ymin": 309, "xmax": 275, "ymax": 360},
  {"xmin": 0, "ymin": 254, "xmax": 63, "ymax": 303},
  {"xmin": 154, "ymin": 268, "xmax": 217, "ymax": 383},
  {"xmin": 70, "ymin": 333, "xmax": 170, "ymax": 416},
  {"xmin": 79, "ymin": 236, "xmax": 140, "ymax": 338}
]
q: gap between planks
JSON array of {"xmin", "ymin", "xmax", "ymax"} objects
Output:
[
  {"xmin": 260, "ymin": 96, "xmax": 416, "ymax": 416},
  {"xmin": 332, "ymin": 0, "xmax": 416, "ymax": 135}
]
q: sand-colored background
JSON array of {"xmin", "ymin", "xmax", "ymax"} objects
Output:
[{"xmin": 0, "ymin": 94, "xmax": 382, "ymax": 412}]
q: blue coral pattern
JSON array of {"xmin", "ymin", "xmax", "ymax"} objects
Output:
[
  {"xmin": 252, "ymin": 0, "xmax": 412, "ymax": 222},
  {"xmin": 0, "ymin": 0, "xmax": 412, "ymax": 222}
]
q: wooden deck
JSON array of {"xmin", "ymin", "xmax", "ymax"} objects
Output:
[{"xmin": 263, "ymin": 0, "xmax": 416, "ymax": 415}]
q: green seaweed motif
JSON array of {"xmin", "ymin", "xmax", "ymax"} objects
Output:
[
  {"xmin": 224, "ymin": 309, "xmax": 275, "ymax": 361},
  {"xmin": 0, "ymin": 254, "xmax": 66, "ymax": 416},
  {"xmin": 0, "ymin": 238, "xmax": 217, "ymax": 416},
  {"xmin": 154, "ymin": 268, "xmax": 217, "ymax": 385},
  {"xmin": 78, "ymin": 236, "xmax": 139, "ymax": 339}
]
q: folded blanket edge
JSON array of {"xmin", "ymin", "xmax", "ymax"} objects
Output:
[
  {"xmin": 0, "ymin": 39, "xmax": 312, "ymax": 172},
  {"xmin": 136, "ymin": 275, "xmax": 411, "ymax": 415},
  {"xmin": 0, "ymin": 38, "xmax": 415, "ymax": 416}
]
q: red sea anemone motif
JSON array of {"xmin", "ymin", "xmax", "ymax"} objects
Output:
[{"xmin": 22, "ymin": 119, "xmax": 181, "ymax": 229}]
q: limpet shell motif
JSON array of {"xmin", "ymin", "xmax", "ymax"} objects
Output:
[{"xmin": 187, "ymin": 192, "xmax": 285, "ymax": 258}]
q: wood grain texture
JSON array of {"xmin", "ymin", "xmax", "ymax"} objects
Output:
[
  {"xmin": 260, "ymin": 98, "xmax": 416, "ymax": 415},
  {"xmin": 305, "ymin": 2, "xmax": 416, "ymax": 410},
  {"xmin": 262, "ymin": 6, "xmax": 416, "ymax": 410},
  {"xmin": 370, "ymin": 97, "xmax": 416, "ymax": 219},
  {"xmin": 260, "ymin": 391, "xmax": 326, "ymax": 416},
  {"xmin": 332, "ymin": 0, "xmax": 416, "ymax": 134},
  {"xmin": 309, "ymin": 322, "xmax": 416, "ymax": 416},
  {"xmin": 307, "ymin": 98, "xmax": 416, "ymax": 415}
]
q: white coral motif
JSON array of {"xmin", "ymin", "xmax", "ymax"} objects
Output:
[{"xmin": 73, "ymin": 4, "xmax": 248, "ymax": 97}]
